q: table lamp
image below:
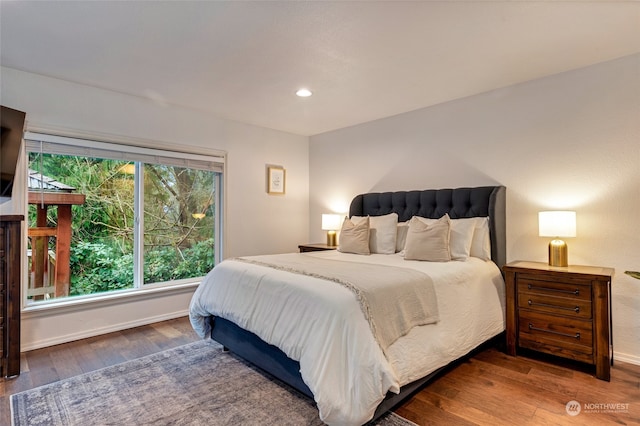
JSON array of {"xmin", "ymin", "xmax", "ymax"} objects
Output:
[
  {"xmin": 538, "ymin": 211, "xmax": 576, "ymax": 267},
  {"xmin": 321, "ymin": 214, "xmax": 342, "ymax": 247}
]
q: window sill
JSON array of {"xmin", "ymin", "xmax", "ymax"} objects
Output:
[{"xmin": 22, "ymin": 280, "xmax": 201, "ymax": 319}]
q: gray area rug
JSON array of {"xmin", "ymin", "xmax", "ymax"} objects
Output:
[{"xmin": 11, "ymin": 340, "xmax": 416, "ymax": 426}]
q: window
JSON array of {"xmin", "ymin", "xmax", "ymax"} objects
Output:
[{"xmin": 24, "ymin": 132, "xmax": 224, "ymax": 305}]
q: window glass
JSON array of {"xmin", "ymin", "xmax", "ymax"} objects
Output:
[
  {"xmin": 143, "ymin": 164, "xmax": 215, "ymax": 284},
  {"xmin": 24, "ymin": 133, "xmax": 223, "ymax": 304}
]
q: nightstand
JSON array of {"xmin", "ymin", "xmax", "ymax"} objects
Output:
[
  {"xmin": 503, "ymin": 261, "xmax": 614, "ymax": 381},
  {"xmin": 298, "ymin": 243, "xmax": 337, "ymax": 253}
]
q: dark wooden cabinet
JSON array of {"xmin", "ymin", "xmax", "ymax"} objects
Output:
[
  {"xmin": 298, "ymin": 243, "xmax": 338, "ymax": 253},
  {"xmin": 1, "ymin": 215, "xmax": 22, "ymax": 377},
  {"xmin": 504, "ymin": 261, "xmax": 613, "ymax": 381}
]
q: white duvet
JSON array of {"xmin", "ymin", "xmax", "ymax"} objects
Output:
[{"xmin": 189, "ymin": 251, "xmax": 505, "ymax": 426}]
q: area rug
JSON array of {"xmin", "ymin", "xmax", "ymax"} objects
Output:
[{"xmin": 11, "ymin": 340, "xmax": 416, "ymax": 426}]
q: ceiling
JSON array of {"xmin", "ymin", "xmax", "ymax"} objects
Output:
[{"xmin": 1, "ymin": 1, "xmax": 639, "ymax": 136}]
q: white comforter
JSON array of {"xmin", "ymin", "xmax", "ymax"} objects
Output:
[
  {"xmin": 230, "ymin": 254, "xmax": 439, "ymax": 352},
  {"xmin": 189, "ymin": 251, "xmax": 505, "ymax": 426}
]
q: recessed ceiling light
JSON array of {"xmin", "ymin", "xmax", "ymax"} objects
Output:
[{"xmin": 296, "ymin": 88, "xmax": 312, "ymax": 97}]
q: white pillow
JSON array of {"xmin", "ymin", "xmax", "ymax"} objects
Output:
[
  {"xmin": 411, "ymin": 215, "xmax": 475, "ymax": 260},
  {"xmin": 469, "ymin": 217, "xmax": 491, "ymax": 260},
  {"xmin": 403, "ymin": 215, "xmax": 451, "ymax": 262},
  {"xmin": 352, "ymin": 213, "xmax": 398, "ymax": 254},
  {"xmin": 338, "ymin": 216, "xmax": 370, "ymax": 255},
  {"xmin": 396, "ymin": 222, "xmax": 409, "ymax": 253},
  {"xmin": 449, "ymin": 218, "xmax": 476, "ymax": 260}
]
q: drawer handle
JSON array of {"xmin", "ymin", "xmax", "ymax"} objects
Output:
[
  {"xmin": 528, "ymin": 299, "xmax": 580, "ymax": 313},
  {"xmin": 527, "ymin": 284, "xmax": 579, "ymax": 296},
  {"xmin": 529, "ymin": 323, "xmax": 580, "ymax": 340}
]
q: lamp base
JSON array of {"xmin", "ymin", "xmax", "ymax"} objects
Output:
[
  {"xmin": 326, "ymin": 231, "xmax": 337, "ymax": 247},
  {"xmin": 548, "ymin": 239, "xmax": 568, "ymax": 267}
]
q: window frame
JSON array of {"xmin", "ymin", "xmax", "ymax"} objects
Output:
[{"xmin": 23, "ymin": 131, "xmax": 225, "ymax": 307}]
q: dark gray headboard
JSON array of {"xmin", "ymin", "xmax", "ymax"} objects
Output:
[{"xmin": 349, "ymin": 186, "xmax": 506, "ymax": 269}]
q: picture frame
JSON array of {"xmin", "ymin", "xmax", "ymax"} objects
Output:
[{"xmin": 267, "ymin": 166, "xmax": 286, "ymax": 195}]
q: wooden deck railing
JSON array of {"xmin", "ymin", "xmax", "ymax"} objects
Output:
[
  {"xmin": 26, "ymin": 248, "xmax": 56, "ymax": 299},
  {"xmin": 27, "ymin": 191, "xmax": 85, "ymax": 300}
]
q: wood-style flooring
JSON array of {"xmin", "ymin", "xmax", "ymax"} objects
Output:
[{"xmin": 2, "ymin": 316, "xmax": 639, "ymax": 425}]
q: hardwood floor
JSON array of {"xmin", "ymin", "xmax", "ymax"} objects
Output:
[
  {"xmin": 2, "ymin": 317, "xmax": 639, "ymax": 426},
  {"xmin": 396, "ymin": 348, "xmax": 640, "ymax": 426}
]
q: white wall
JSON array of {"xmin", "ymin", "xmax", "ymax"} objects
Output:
[
  {"xmin": 310, "ymin": 54, "xmax": 640, "ymax": 363},
  {"xmin": 1, "ymin": 67, "xmax": 309, "ymax": 350}
]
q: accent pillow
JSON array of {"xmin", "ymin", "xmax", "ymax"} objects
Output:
[
  {"xmin": 404, "ymin": 215, "xmax": 451, "ymax": 262},
  {"xmin": 338, "ymin": 216, "xmax": 371, "ymax": 255},
  {"xmin": 410, "ymin": 215, "xmax": 475, "ymax": 260},
  {"xmin": 396, "ymin": 221, "xmax": 409, "ymax": 253},
  {"xmin": 352, "ymin": 213, "xmax": 398, "ymax": 254}
]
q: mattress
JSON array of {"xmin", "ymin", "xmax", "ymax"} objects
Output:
[{"xmin": 189, "ymin": 250, "xmax": 505, "ymax": 425}]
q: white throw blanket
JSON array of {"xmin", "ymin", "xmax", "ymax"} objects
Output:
[{"xmin": 233, "ymin": 254, "xmax": 439, "ymax": 352}]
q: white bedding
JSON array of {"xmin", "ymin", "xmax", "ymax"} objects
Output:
[
  {"xmin": 232, "ymin": 254, "xmax": 439, "ymax": 352},
  {"xmin": 189, "ymin": 251, "xmax": 505, "ymax": 426}
]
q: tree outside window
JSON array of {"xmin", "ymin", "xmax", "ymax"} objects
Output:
[{"xmin": 26, "ymin": 142, "xmax": 220, "ymax": 303}]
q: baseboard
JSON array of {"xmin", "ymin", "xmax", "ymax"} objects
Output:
[
  {"xmin": 20, "ymin": 310, "xmax": 189, "ymax": 352},
  {"xmin": 613, "ymin": 351, "xmax": 640, "ymax": 366}
]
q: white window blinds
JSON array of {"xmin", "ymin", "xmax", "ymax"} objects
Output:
[{"xmin": 24, "ymin": 132, "xmax": 225, "ymax": 173}]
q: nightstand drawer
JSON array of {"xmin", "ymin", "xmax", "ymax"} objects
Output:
[
  {"xmin": 517, "ymin": 292, "xmax": 592, "ymax": 319},
  {"xmin": 519, "ymin": 311, "xmax": 593, "ymax": 363},
  {"xmin": 519, "ymin": 310, "xmax": 592, "ymax": 349},
  {"xmin": 517, "ymin": 276, "xmax": 591, "ymax": 301}
]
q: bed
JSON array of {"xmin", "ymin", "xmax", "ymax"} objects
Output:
[{"xmin": 190, "ymin": 185, "xmax": 506, "ymax": 425}]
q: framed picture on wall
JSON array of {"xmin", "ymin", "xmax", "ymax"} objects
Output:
[{"xmin": 267, "ymin": 166, "xmax": 286, "ymax": 195}]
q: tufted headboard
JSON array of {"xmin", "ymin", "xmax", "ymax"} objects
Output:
[{"xmin": 349, "ymin": 186, "xmax": 506, "ymax": 270}]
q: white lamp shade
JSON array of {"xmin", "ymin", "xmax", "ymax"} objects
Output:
[
  {"xmin": 538, "ymin": 211, "xmax": 576, "ymax": 237},
  {"xmin": 321, "ymin": 214, "xmax": 342, "ymax": 231}
]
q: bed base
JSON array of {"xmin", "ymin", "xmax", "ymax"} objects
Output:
[
  {"xmin": 211, "ymin": 316, "xmax": 502, "ymax": 423},
  {"xmin": 211, "ymin": 316, "xmax": 313, "ymax": 398}
]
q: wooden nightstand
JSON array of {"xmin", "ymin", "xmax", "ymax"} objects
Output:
[
  {"xmin": 503, "ymin": 261, "xmax": 614, "ymax": 381},
  {"xmin": 298, "ymin": 243, "xmax": 337, "ymax": 253}
]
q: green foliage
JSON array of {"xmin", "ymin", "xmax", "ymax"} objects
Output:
[
  {"xmin": 69, "ymin": 241, "xmax": 134, "ymax": 295},
  {"xmin": 625, "ymin": 271, "xmax": 640, "ymax": 280},
  {"xmin": 28, "ymin": 152, "xmax": 216, "ymax": 298},
  {"xmin": 144, "ymin": 238, "xmax": 214, "ymax": 284}
]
